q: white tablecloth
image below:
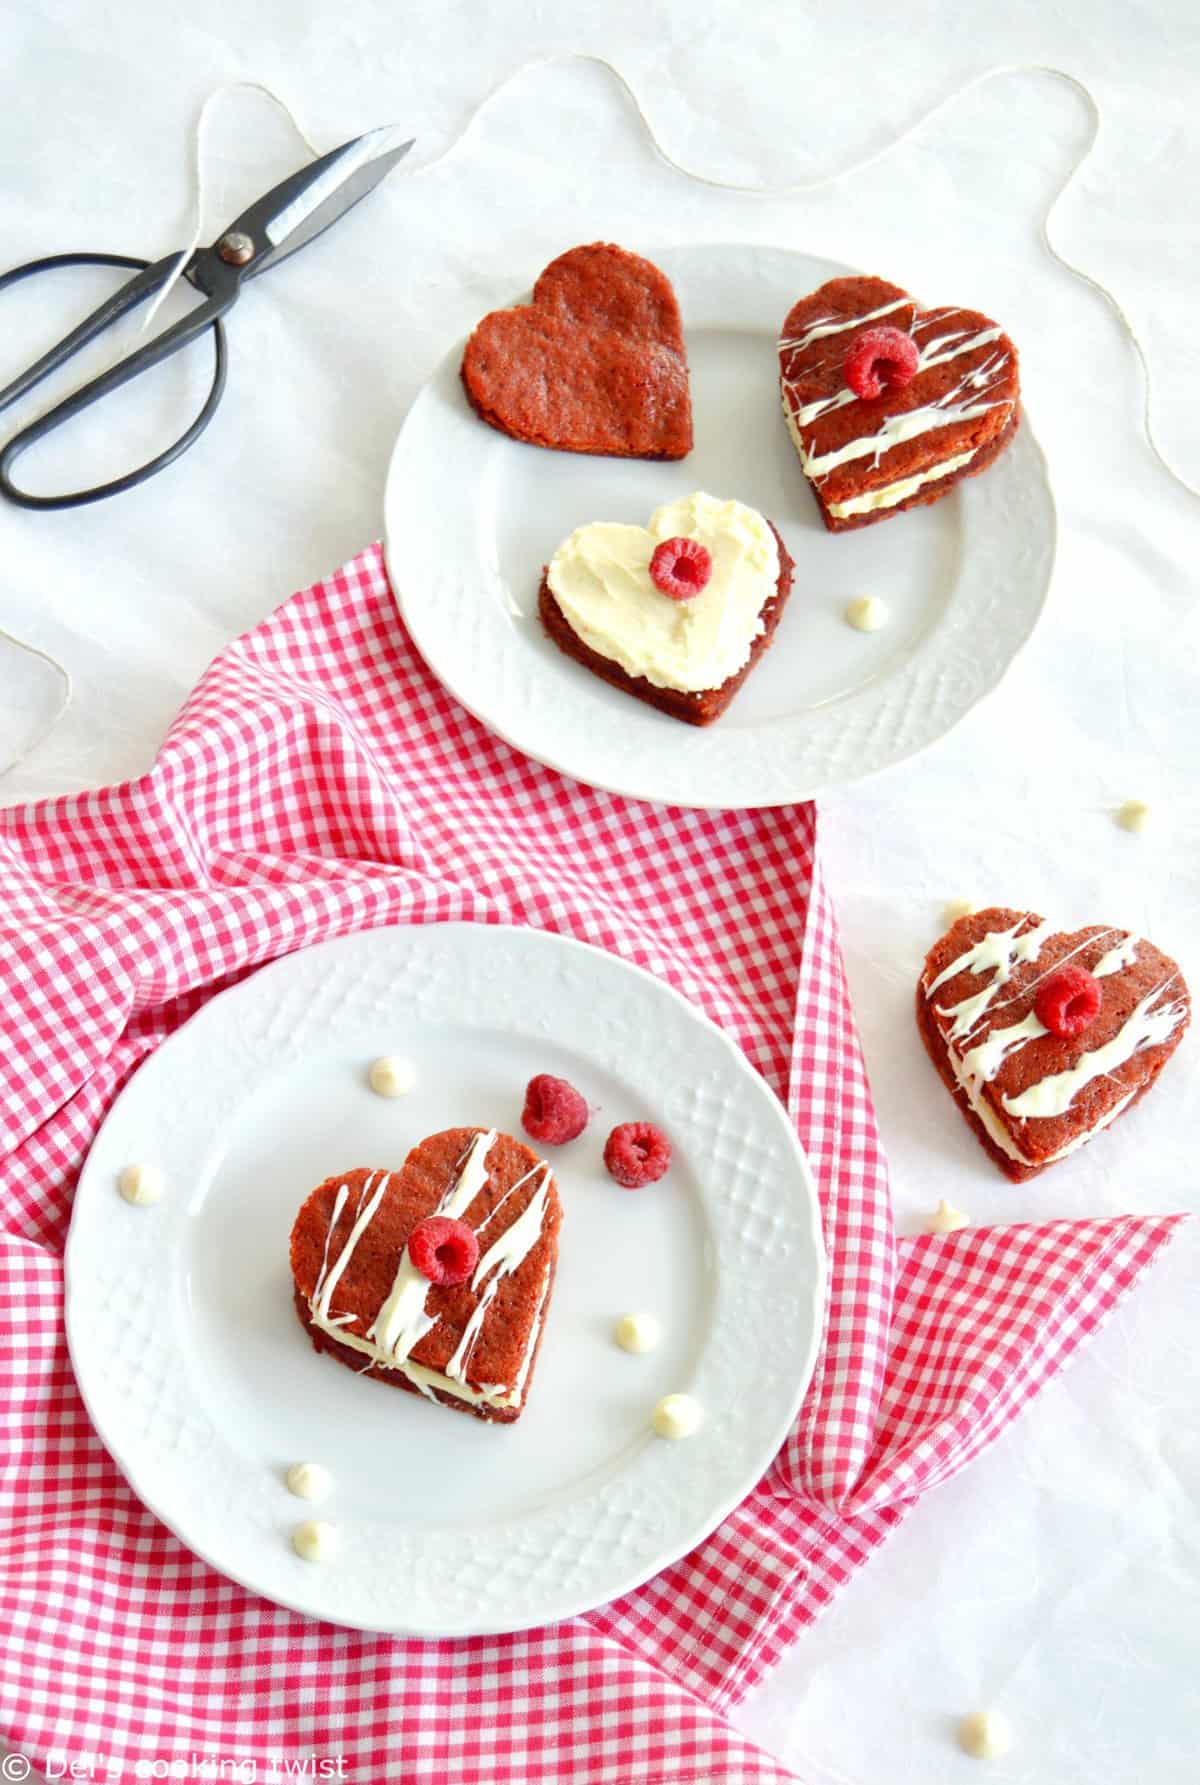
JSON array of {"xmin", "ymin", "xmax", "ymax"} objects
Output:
[{"xmin": 3, "ymin": 4, "xmax": 1197, "ymax": 1781}]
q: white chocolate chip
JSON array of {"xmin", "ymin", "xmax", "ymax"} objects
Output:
[
  {"xmin": 292, "ymin": 1519, "xmax": 338, "ymax": 1563},
  {"xmin": 614, "ymin": 1312, "xmax": 662, "ymax": 1354},
  {"xmin": 957, "ymin": 1710, "xmax": 1013, "ymax": 1760},
  {"xmin": 652, "ymin": 1393, "xmax": 703, "ymax": 1439},
  {"xmin": 1116, "ymin": 799, "xmax": 1150, "ymax": 834},
  {"xmin": 926, "ymin": 1198, "xmax": 969, "ymax": 1236},
  {"xmin": 943, "ymin": 899, "xmax": 977, "ymax": 926},
  {"xmin": 368, "ymin": 1055, "xmax": 416, "ymax": 1098},
  {"xmin": 117, "ymin": 1163, "xmax": 163, "ymax": 1206},
  {"xmin": 286, "ymin": 1462, "xmax": 332, "ymax": 1502},
  {"xmin": 844, "ymin": 596, "xmax": 888, "ymax": 633}
]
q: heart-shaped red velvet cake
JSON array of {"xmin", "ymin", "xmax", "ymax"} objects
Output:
[
  {"xmin": 917, "ymin": 908, "xmax": 1190, "ymax": 1181},
  {"xmin": 290, "ymin": 1127, "xmax": 561, "ymax": 1423},
  {"xmin": 461, "ymin": 242, "xmax": 693, "ymax": 459},
  {"xmin": 779, "ymin": 275, "xmax": 1019, "ymax": 532}
]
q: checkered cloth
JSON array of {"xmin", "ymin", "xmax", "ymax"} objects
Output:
[{"xmin": 0, "ymin": 547, "xmax": 1181, "ymax": 1784}]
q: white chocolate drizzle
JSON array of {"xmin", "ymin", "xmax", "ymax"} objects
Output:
[
  {"xmin": 780, "ymin": 302, "xmax": 1015, "ymax": 509},
  {"xmin": 927, "ymin": 918, "xmax": 1055, "ymax": 1041},
  {"xmin": 1001, "ymin": 980, "xmax": 1186, "ymax": 1119},
  {"xmin": 777, "ymin": 295, "xmax": 909, "ymax": 357},
  {"xmin": 305, "ymin": 1131, "xmax": 553, "ymax": 1412}
]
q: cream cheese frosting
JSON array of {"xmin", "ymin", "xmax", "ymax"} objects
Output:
[{"xmin": 545, "ymin": 491, "xmax": 781, "ymax": 694}]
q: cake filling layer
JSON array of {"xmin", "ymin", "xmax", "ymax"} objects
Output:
[{"xmin": 545, "ymin": 491, "xmax": 780, "ymax": 693}]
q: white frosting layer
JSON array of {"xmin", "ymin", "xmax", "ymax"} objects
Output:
[
  {"xmin": 545, "ymin": 492, "xmax": 781, "ymax": 694},
  {"xmin": 827, "ymin": 449, "xmax": 976, "ymax": 517}
]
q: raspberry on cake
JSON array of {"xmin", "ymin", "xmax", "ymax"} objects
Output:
[
  {"xmin": 461, "ymin": 242, "xmax": 692, "ymax": 460},
  {"xmin": 916, "ymin": 908, "xmax": 1190, "ymax": 1181},
  {"xmin": 538, "ymin": 491, "xmax": 796, "ymax": 727},
  {"xmin": 289, "ymin": 1128, "xmax": 562, "ymax": 1424},
  {"xmin": 778, "ymin": 275, "xmax": 1020, "ymax": 532}
]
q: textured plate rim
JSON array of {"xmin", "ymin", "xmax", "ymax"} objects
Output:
[{"xmin": 65, "ymin": 923, "xmax": 826, "ymax": 1636}]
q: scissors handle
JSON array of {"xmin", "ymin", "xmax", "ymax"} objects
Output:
[{"xmin": 0, "ymin": 251, "xmax": 231, "ymax": 511}]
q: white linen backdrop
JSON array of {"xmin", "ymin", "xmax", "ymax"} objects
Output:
[{"xmin": 2, "ymin": 3, "xmax": 1197, "ymax": 1780}]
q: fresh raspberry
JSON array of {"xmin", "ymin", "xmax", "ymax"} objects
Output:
[
  {"xmin": 522, "ymin": 1074, "xmax": 589, "ymax": 1145},
  {"xmin": 408, "ymin": 1216, "xmax": 478, "ymax": 1286},
  {"xmin": 649, "ymin": 537, "xmax": 712, "ymax": 600},
  {"xmin": 603, "ymin": 1122, "xmax": 672, "ymax": 1188},
  {"xmin": 843, "ymin": 325, "xmax": 919, "ymax": 399},
  {"xmin": 1035, "ymin": 966, "xmax": 1103, "ymax": 1040}
]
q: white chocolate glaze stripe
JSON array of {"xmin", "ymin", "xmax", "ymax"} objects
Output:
[
  {"xmin": 827, "ymin": 450, "xmax": 977, "ymax": 518},
  {"xmin": 446, "ymin": 1167, "xmax": 552, "ymax": 1387},
  {"xmin": 367, "ymin": 1129, "xmax": 497, "ymax": 1364},
  {"xmin": 777, "ymin": 296, "xmax": 909, "ymax": 356},
  {"xmin": 928, "ymin": 919, "xmax": 1055, "ymax": 1040},
  {"xmin": 1092, "ymin": 934, "xmax": 1139, "ymax": 978},
  {"xmin": 313, "ymin": 1173, "xmax": 388, "ymax": 1322},
  {"xmin": 1001, "ymin": 982, "xmax": 1186, "ymax": 1119},
  {"xmin": 958, "ymin": 1010, "xmax": 1047, "ymax": 1087}
]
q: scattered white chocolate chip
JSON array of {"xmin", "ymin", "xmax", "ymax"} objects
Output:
[
  {"xmin": 1116, "ymin": 799, "xmax": 1150, "ymax": 834},
  {"xmin": 292, "ymin": 1519, "xmax": 338, "ymax": 1563},
  {"xmin": 367, "ymin": 1055, "xmax": 416, "ymax": 1098},
  {"xmin": 652, "ymin": 1393, "xmax": 703, "ymax": 1440},
  {"xmin": 957, "ymin": 1710, "xmax": 1013, "ymax": 1760},
  {"xmin": 844, "ymin": 595, "xmax": 889, "ymax": 633},
  {"xmin": 286, "ymin": 1462, "xmax": 332, "ymax": 1502},
  {"xmin": 614, "ymin": 1312, "xmax": 662, "ymax": 1355},
  {"xmin": 926, "ymin": 1198, "xmax": 970, "ymax": 1236},
  {"xmin": 943, "ymin": 899, "xmax": 977, "ymax": 926},
  {"xmin": 117, "ymin": 1163, "xmax": 163, "ymax": 1207}
]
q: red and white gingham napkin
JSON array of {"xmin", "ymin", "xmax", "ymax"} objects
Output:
[{"xmin": 0, "ymin": 547, "xmax": 1181, "ymax": 1784}]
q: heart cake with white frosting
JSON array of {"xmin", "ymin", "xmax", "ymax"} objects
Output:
[
  {"xmin": 290, "ymin": 1127, "xmax": 561, "ymax": 1423},
  {"xmin": 779, "ymin": 275, "xmax": 1019, "ymax": 532},
  {"xmin": 538, "ymin": 490, "xmax": 795, "ymax": 725},
  {"xmin": 917, "ymin": 907, "xmax": 1190, "ymax": 1181}
]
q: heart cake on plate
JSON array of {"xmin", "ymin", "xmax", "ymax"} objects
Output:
[
  {"xmin": 917, "ymin": 908, "xmax": 1190, "ymax": 1181},
  {"xmin": 778, "ymin": 275, "xmax": 1019, "ymax": 531},
  {"xmin": 461, "ymin": 242, "xmax": 692, "ymax": 459},
  {"xmin": 538, "ymin": 490, "xmax": 795, "ymax": 725},
  {"xmin": 290, "ymin": 1127, "xmax": 562, "ymax": 1423}
]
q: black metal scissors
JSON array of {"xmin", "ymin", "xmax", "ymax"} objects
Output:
[{"xmin": 0, "ymin": 124, "xmax": 414, "ymax": 510}]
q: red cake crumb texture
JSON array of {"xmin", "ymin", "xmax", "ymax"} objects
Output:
[
  {"xmin": 778, "ymin": 275, "xmax": 1020, "ymax": 532},
  {"xmin": 916, "ymin": 907, "xmax": 1190, "ymax": 1182},
  {"xmin": 604, "ymin": 1122, "xmax": 672, "ymax": 1188},
  {"xmin": 522, "ymin": 1074, "xmax": 589, "ymax": 1145},
  {"xmin": 289, "ymin": 1128, "xmax": 562, "ymax": 1425},
  {"xmin": 408, "ymin": 1216, "xmax": 479, "ymax": 1286},
  {"xmin": 1035, "ymin": 966, "xmax": 1102, "ymax": 1040},
  {"xmin": 460, "ymin": 243, "xmax": 693, "ymax": 460},
  {"xmin": 649, "ymin": 536, "xmax": 712, "ymax": 600},
  {"xmin": 843, "ymin": 325, "xmax": 919, "ymax": 399}
]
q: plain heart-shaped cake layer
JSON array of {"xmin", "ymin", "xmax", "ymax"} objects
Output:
[
  {"xmin": 778, "ymin": 275, "xmax": 1020, "ymax": 532},
  {"xmin": 917, "ymin": 908, "xmax": 1190, "ymax": 1181},
  {"xmin": 290, "ymin": 1128, "xmax": 561, "ymax": 1423},
  {"xmin": 538, "ymin": 490, "xmax": 795, "ymax": 725},
  {"xmin": 461, "ymin": 242, "xmax": 693, "ymax": 459}
]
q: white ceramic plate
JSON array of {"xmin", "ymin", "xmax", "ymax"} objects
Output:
[
  {"xmin": 66, "ymin": 924, "xmax": 824, "ymax": 1636},
  {"xmin": 384, "ymin": 243, "xmax": 1056, "ymax": 809}
]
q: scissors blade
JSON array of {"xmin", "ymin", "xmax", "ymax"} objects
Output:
[{"xmin": 218, "ymin": 125, "xmax": 415, "ymax": 279}]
